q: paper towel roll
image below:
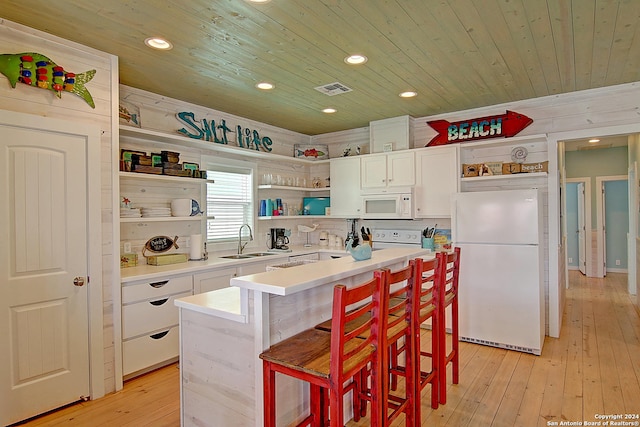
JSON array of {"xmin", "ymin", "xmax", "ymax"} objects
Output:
[{"xmin": 190, "ymin": 234, "xmax": 203, "ymax": 260}]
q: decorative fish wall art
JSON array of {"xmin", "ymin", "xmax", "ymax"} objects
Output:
[{"xmin": 0, "ymin": 52, "xmax": 96, "ymax": 108}]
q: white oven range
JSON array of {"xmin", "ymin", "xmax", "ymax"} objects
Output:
[{"xmin": 371, "ymin": 228, "xmax": 422, "ymax": 250}]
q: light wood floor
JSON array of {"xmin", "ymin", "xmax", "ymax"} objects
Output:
[{"xmin": 19, "ymin": 271, "xmax": 640, "ymax": 426}]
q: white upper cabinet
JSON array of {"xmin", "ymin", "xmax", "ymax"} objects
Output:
[
  {"xmin": 361, "ymin": 151, "xmax": 415, "ymax": 191},
  {"xmin": 369, "ymin": 115, "xmax": 413, "ymax": 153},
  {"xmin": 329, "ymin": 156, "xmax": 362, "ymax": 217},
  {"xmin": 414, "ymin": 145, "xmax": 459, "ymax": 218}
]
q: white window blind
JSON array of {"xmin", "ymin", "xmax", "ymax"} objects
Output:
[{"xmin": 205, "ymin": 166, "xmax": 254, "ymax": 242}]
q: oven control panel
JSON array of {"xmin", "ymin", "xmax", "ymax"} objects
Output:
[{"xmin": 373, "ymin": 229, "xmax": 422, "ymax": 245}]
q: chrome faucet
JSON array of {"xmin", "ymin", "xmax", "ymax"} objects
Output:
[{"xmin": 238, "ymin": 224, "xmax": 253, "ymax": 254}]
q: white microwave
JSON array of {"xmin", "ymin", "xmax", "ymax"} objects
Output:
[{"xmin": 362, "ymin": 193, "xmax": 413, "ymax": 219}]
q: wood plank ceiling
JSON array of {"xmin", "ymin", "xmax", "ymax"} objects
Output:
[{"xmin": 2, "ymin": 0, "xmax": 640, "ymax": 135}]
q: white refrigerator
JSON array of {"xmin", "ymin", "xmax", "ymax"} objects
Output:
[{"xmin": 452, "ymin": 189, "xmax": 544, "ymax": 355}]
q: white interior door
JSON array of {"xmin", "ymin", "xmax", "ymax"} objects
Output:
[
  {"xmin": 602, "ymin": 182, "xmax": 608, "ymax": 276},
  {"xmin": 577, "ymin": 182, "xmax": 586, "ymax": 275},
  {"xmin": 0, "ymin": 115, "xmax": 90, "ymax": 425}
]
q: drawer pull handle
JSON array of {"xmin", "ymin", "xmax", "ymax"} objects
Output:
[
  {"xmin": 149, "ymin": 280, "xmax": 169, "ymax": 288},
  {"xmin": 149, "ymin": 331, "xmax": 169, "ymax": 340},
  {"xmin": 149, "ymin": 298, "xmax": 169, "ymax": 306}
]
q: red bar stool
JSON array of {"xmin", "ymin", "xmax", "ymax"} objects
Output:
[
  {"xmin": 315, "ymin": 262, "xmax": 419, "ymax": 426},
  {"xmin": 436, "ymin": 247, "xmax": 461, "ymax": 405},
  {"xmin": 259, "ymin": 272, "xmax": 387, "ymax": 427},
  {"xmin": 412, "ymin": 256, "xmax": 442, "ymax": 419},
  {"xmin": 380, "ymin": 262, "xmax": 419, "ymax": 426}
]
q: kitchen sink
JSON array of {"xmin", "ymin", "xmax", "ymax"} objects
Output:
[{"xmin": 219, "ymin": 252, "xmax": 278, "ymax": 259}]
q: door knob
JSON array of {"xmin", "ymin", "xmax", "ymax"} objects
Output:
[{"xmin": 73, "ymin": 277, "xmax": 86, "ymax": 287}]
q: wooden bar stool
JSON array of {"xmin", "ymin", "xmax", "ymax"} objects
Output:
[
  {"xmin": 436, "ymin": 247, "xmax": 461, "ymax": 405},
  {"xmin": 259, "ymin": 271, "xmax": 387, "ymax": 427},
  {"xmin": 413, "ymin": 256, "xmax": 442, "ymax": 419},
  {"xmin": 315, "ymin": 262, "xmax": 419, "ymax": 426},
  {"xmin": 380, "ymin": 262, "xmax": 419, "ymax": 426}
]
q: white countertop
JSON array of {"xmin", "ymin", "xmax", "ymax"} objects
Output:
[
  {"xmin": 121, "ymin": 245, "xmax": 347, "ymax": 283},
  {"xmin": 174, "ymin": 247, "xmax": 431, "ymax": 322},
  {"xmin": 231, "ymin": 247, "xmax": 430, "ymax": 296},
  {"xmin": 174, "ymin": 287, "xmax": 247, "ymax": 323}
]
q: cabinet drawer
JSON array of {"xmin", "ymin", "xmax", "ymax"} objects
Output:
[
  {"xmin": 123, "ymin": 326, "xmax": 179, "ymax": 376},
  {"xmin": 122, "ymin": 291, "xmax": 190, "ymax": 339},
  {"xmin": 122, "ymin": 275, "xmax": 192, "ymax": 304}
]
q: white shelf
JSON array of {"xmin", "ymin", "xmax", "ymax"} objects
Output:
[
  {"xmin": 461, "ymin": 171, "xmax": 547, "ymax": 182},
  {"xmin": 258, "ymin": 215, "xmax": 328, "ymax": 220},
  {"xmin": 458, "ymin": 133, "xmax": 548, "ymax": 149},
  {"xmin": 258, "ymin": 185, "xmax": 329, "ymax": 192},
  {"xmin": 119, "ymin": 171, "xmax": 211, "ymax": 184},
  {"xmin": 120, "ymin": 125, "xmax": 329, "ymax": 165},
  {"xmin": 120, "ymin": 216, "xmax": 203, "ymax": 223}
]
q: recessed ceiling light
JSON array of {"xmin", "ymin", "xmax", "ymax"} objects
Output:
[
  {"xmin": 344, "ymin": 54, "xmax": 368, "ymax": 65},
  {"xmin": 588, "ymin": 138, "xmax": 600, "ymax": 143},
  {"xmin": 144, "ymin": 37, "xmax": 173, "ymax": 50},
  {"xmin": 322, "ymin": 108, "xmax": 337, "ymax": 114},
  {"xmin": 399, "ymin": 91, "xmax": 417, "ymax": 98},
  {"xmin": 255, "ymin": 82, "xmax": 274, "ymax": 90}
]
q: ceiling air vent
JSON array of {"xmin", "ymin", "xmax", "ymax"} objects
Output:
[{"xmin": 314, "ymin": 82, "xmax": 353, "ymax": 96}]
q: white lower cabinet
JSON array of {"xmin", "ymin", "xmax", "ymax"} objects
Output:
[
  {"xmin": 121, "ymin": 274, "xmax": 193, "ymax": 377},
  {"xmin": 193, "ymin": 267, "xmax": 237, "ymax": 294},
  {"xmin": 289, "ymin": 253, "xmax": 319, "ymax": 262},
  {"xmin": 122, "ymin": 292, "xmax": 191, "ymax": 339},
  {"xmin": 318, "ymin": 251, "xmax": 349, "ymax": 260},
  {"xmin": 123, "ymin": 327, "xmax": 180, "ymax": 377}
]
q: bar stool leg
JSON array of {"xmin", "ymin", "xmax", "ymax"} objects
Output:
[{"xmin": 263, "ymin": 361, "xmax": 276, "ymax": 427}]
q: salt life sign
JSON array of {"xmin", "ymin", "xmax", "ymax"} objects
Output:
[
  {"xmin": 176, "ymin": 111, "xmax": 273, "ymax": 152},
  {"xmin": 426, "ymin": 110, "xmax": 533, "ymax": 146}
]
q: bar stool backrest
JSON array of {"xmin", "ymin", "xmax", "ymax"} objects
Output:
[{"xmin": 330, "ymin": 271, "xmax": 387, "ymax": 382}]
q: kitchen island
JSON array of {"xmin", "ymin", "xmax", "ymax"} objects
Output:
[{"xmin": 174, "ymin": 247, "xmax": 430, "ymax": 427}]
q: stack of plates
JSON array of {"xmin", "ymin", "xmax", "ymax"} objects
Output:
[
  {"xmin": 120, "ymin": 208, "xmax": 141, "ymax": 218},
  {"xmin": 141, "ymin": 207, "xmax": 172, "ymax": 218}
]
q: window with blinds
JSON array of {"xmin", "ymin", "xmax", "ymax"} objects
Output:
[{"xmin": 204, "ymin": 160, "xmax": 255, "ymax": 242}]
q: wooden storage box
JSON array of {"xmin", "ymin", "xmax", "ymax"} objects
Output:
[
  {"xmin": 132, "ymin": 165, "xmax": 163, "ymax": 174},
  {"xmin": 502, "ymin": 162, "xmax": 521, "ymax": 174},
  {"xmin": 146, "ymin": 253, "xmax": 188, "ymax": 266},
  {"xmin": 120, "ymin": 253, "xmax": 138, "ymax": 268},
  {"xmin": 161, "ymin": 150, "xmax": 180, "ymax": 163},
  {"xmin": 163, "ymin": 169, "xmax": 193, "ymax": 177},
  {"xmin": 162, "ymin": 161, "xmax": 183, "ymax": 171},
  {"xmin": 520, "ymin": 161, "xmax": 549, "ymax": 173},
  {"xmin": 462, "ymin": 164, "xmax": 480, "ymax": 177},
  {"xmin": 484, "ymin": 162, "xmax": 503, "ymax": 175}
]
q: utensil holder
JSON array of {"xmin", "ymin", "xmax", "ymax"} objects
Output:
[{"xmin": 422, "ymin": 237, "xmax": 435, "ymax": 251}]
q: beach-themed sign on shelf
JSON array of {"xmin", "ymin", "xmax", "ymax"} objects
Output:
[
  {"xmin": 426, "ymin": 110, "xmax": 533, "ymax": 146},
  {"xmin": 176, "ymin": 111, "xmax": 273, "ymax": 153},
  {"xmin": 0, "ymin": 52, "xmax": 96, "ymax": 108}
]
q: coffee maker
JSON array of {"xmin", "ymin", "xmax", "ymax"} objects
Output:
[{"xmin": 269, "ymin": 228, "xmax": 289, "ymax": 251}]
